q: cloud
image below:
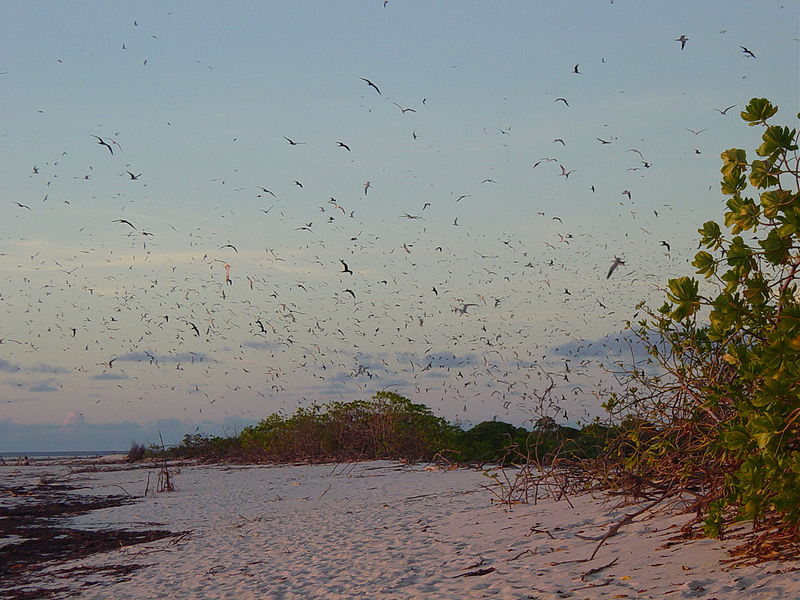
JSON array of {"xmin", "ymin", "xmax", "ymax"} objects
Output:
[
  {"xmin": 115, "ymin": 351, "xmax": 211, "ymax": 365},
  {"xmin": 29, "ymin": 381, "xmax": 60, "ymax": 393},
  {"xmin": 90, "ymin": 372, "xmax": 130, "ymax": 381},
  {"xmin": 0, "ymin": 359, "xmax": 21, "ymax": 373},
  {"xmin": 0, "ymin": 359, "xmax": 68, "ymax": 374}
]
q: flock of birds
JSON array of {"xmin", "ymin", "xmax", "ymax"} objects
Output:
[{"xmin": 1, "ymin": 10, "xmax": 771, "ymax": 431}]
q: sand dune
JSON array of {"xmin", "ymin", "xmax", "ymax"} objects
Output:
[{"xmin": 3, "ymin": 460, "xmax": 798, "ymax": 599}]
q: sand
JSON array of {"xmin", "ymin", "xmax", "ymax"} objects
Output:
[{"xmin": 2, "ymin": 460, "xmax": 798, "ymax": 599}]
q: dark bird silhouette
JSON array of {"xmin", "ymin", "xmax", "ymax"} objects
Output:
[
  {"xmin": 572, "ymin": 64, "xmax": 580, "ymax": 74},
  {"xmin": 554, "ymin": 97, "xmax": 570, "ymax": 106},
  {"xmin": 220, "ymin": 244, "xmax": 238, "ymax": 253},
  {"xmin": 336, "ymin": 141, "xmax": 351, "ymax": 151},
  {"xmin": 393, "ymin": 102, "xmax": 416, "ymax": 114},
  {"xmin": 607, "ymin": 256, "xmax": 625, "ymax": 279},
  {"xmin": 258, "ymin": 186, "xmax": 276, "ymax": 197},
  {"xmin": 340, "ymin": 259, "xmax": 353, "ymax": 274},
  {"xmin": 91, "ymin": 135, "xmax": 114, "ymax": 155},
  {"xmin": 660, "ymin": 240, "xmax": 671, "ymax": 252},
  {"xmin": 283, "ymin": 136, "xmax": 305, "ymax": 145},
  {"xmin": 344, "ymin": 289, "xmax": 356, "ymax": 299},
  {"xmin": 126, "ymin": 171, "xmax": 142, "ymax": 180},
  {"xmin": 112, "ymin": 218, "xmax": 136, "ymax": 229},
  {"xmin": 740, "ymin": 46, "xmax": 756, "ymax": 58},
  {"xmin": 675, "ymin": 34, "xmax": 689, "ymax": 50},
  {"xmin": 714, "ymin": 104, "xmax": 736, "ymax": 115},
  {"xmin": 686, "ymin": 128, "xmax": 707, "ymax": 135},
  {"xmin": 360, "ymin": 77, "xmax": 381, "ymax": 95},
  {"xmin": 13, "ymin": 202, "xmax": 32, "ymax": 210}
]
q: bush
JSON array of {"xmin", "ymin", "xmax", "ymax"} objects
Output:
[{"xmin": 608, "ymin": 98, "xmax": 799, "ymax": 537}]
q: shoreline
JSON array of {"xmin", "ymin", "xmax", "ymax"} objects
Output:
[{"xmin": 2, "ymin": 460, "xmax": 798, "ymax": 599}]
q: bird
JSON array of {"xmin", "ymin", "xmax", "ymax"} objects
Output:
[
  {"xmin": 660, "ymin": 240, "xmax": 671, "ymax": 252},
  {"xmin": 572, "ymin": 64, "xmax": 580, "ymax": 74},
  {"xmin": 675, "ymin": 34, "xmax": 689, "ymax": 50},
  {"xmin": 393, "ymin": 102, "xmax": 416, "ymax": 114},
  {"xmin": 686, "ymin": 128, "xmax": 707, "ymax": 135},
  {"xmin": 559, "ymin": 165, "xmax": 576, "ymax": 179},
  {"xmin": 607, "ymin": 256, "xmax": 625, "ymax": 279},
  {"xmin": 112, "ymin": 218, "xmax": 136, "ymax": 229},
  {"xmin": 554, "ymin": 97, "xmax": 570, "ymax": 106},
  {"xmin": 13, "ymin": 202, "xmax": 32, "ymax": 210},
  {"xmin": 258, "ymin": 186, "xmax": 276, "ymax": 197},
  {"xmin": 220, "ymin": 244, "xmax": 238, "ymax": 253},
  {"xmin": 126, "ymin": 171, "xmax": 142, "ymax": 180},
  {"xmin": 336, "ymin": 141, "xmax": 351, "ymax": 151},
  {"xmin": 339, "ymin": 259, "xmax": 353, "ymax": 274},
  {"xmin": 454, "ymin": 303, "xmax": 478, "ymax": 315},
  {"xmin": 360, "ymin": 77, "xmax": 381, "ymax": 95},
  {"xmin": 714, "ymin": 104, "xmax": 736, "ymax": 115},
  {"xmin": 740, "ymin": 46, "xmax": 756, "ymax": 58},
  {"xmin": 91, "ymin": 135, "xmax": 114, "ymax": 155},
  {"xmin": 283, "ymin": 136, "xmax": 305, "ymax": 145},
  {"xmin": 364, "ymin": 181, "xmax": 372, "ymax": 196}
]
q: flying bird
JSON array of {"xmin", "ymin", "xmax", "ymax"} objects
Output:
[
  {"xmin": 126, "ymin": 171, "xmax": 142, "ymax": 180},
  {"xmin": 339, "ymin": 259, "xmax": 353, "ymax": 274},
  {"xmin": 607, "ymin": 256, "xmax": 625, "ymax": 279},
  {"xmin": 91, "ymin": 135, "xmax": 114, "ymax": 155},
  {"xmin": 360, "ymin": 77, "xmax": 381, "ymax": 95},
  {"xmin": 364, "ymin": 181, "xmax": 372, "ymax": 196},
  {"xmin": 660, "ymin": 240, "xmax": 671, "ymax": 252},
  {"xmin": 572, "ymin": 64, "xmax": 580, "ymax": 74},
  {"xmin": 675, "ymin": 34, "xmax": 689, "ymax": 50},
  {"xmin": 393, "ymin": 102, "xmax": 416, "ymax": 114},
  {"xmin": 257, "ymin": 187, "xmax": 276, "ymax": 197},
  {"xmin": 714, "ymin": 104, "xmax": 736, "ymax": 115},
  {"xmin": 220, "ymin": 244, "xmax": 238, "ymax": 253},
  {"xmin": 740, "ymin": 46, "xmax": 756, "ymax": 58},
  {"xmin": 112, "ymin": 218, "xmax": 136, "ymax": 229},
  {"xmin": 554, "ymin": 97, "xmax": 570, "ymax": 106},
  {"xmin": 13, "ymin": 202, "xmax": 32, "ymax": 210},
  {"xmin": 283, "ymin": 136, "xmax": 305, "ymax": 145},
  {"xmin": 559, "ymin": 165, "xmax": 576, "ymax": 179},
  {"xmin": 336, "ymin": 141, "xmax": 351, "ymax": 151}
]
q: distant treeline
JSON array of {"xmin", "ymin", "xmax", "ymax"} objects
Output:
[{"xmin": 132, "ymin": 391, "xmax": 614, "ymax": 464}]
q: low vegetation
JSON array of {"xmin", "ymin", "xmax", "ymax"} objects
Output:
[{"xmin": 135, "ymin": 391, "xmax": 613, "ymax": 465}]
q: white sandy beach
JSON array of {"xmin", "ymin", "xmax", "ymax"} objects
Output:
[{"xmin": 3, "ymin": 460, "xmax": 798, "ymax": 599}]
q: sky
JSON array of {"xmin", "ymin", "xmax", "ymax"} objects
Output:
[{"xmin": 1, "ymin": 1, "xmax": 798, "ymax": 452}]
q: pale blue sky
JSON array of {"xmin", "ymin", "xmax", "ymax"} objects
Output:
[{"xmin": 1, "ymin": 1, "xmax": 798, "ymax": 451}]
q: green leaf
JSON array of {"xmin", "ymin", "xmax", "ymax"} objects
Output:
[
  {"xmin": 698, "ymin": 220, "xmax": 723, "ymax": 249},
  {"xmin": 721, "ymin": 172, "xmax": 747, "ymax": 195},
  {"xmin": 758, "ymin": 229, "xmax": 792, "ymax": 264},
  {"xmin": 725, "ymin": 237, "xmax": 754, "ymax": 269},
  {"xmin": 666, "ymin": 276, "xmax": 700, "ymax": 321},
  {"xmin": 741, "ymin": 98, "xmax": 778, "ymax": 126},
  {"xmin": 749, "ymin": 160, "xmax": 780, "ymax": 189},
  {"xmin": 724, "ymin": 197, "xmax": 760, "ymax": 233},
  {"xmin": 721, "ymin": 427, "xmax": 750, "ymax": 451},
  {"xmin": 692, "ymin": 250, "xmax": 716, "ymax": 278},
  {"xmin": 759, "ymin": 189, "xmax": 793, "ymax": 219},
  {"xmin": 720, "ymin": 148, "xmax": 747, "ymax": 178},
  {"xmin": 757, "ymin": 125, "xmax": 799, "ymax": 158}
]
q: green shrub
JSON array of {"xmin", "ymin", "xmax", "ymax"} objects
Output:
[{"xmin": 609, "ymin": 98, "xmax": 799, "ymax": 537}]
